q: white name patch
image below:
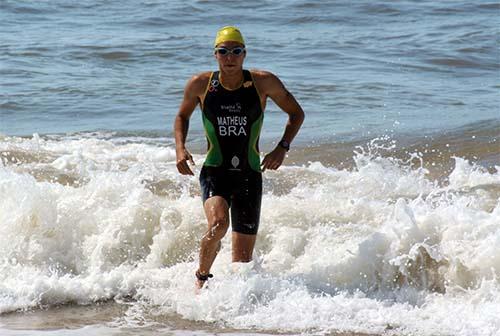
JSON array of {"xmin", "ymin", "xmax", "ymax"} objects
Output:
[{"xmin": 217, "ymin": 116, "xmax": 247, "ymax": 136}]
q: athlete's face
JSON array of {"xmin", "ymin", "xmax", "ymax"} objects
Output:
[{"xmin": 214, "ymin": 41, "xmax": 246, "ymax": 74}]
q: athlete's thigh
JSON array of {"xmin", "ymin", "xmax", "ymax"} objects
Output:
[{"xmin": 200, "ymin": 166, "xmax": 231, "ymax": 233}]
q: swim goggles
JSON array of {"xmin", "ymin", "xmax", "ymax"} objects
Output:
[{"xmin": 214, "ymin": 47, "xmax": 245, "ymax": 56}]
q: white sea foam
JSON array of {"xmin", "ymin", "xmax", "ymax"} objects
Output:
[{"xmin": 0, "ymin": 135, "xmax": 499, "ymax": 336}]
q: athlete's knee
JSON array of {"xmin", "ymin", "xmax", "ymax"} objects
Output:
[{"xmin": 205, "ymin": 217, "xmax": 229, "ymax": 241}]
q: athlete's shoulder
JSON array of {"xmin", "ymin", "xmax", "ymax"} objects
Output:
[
  {"xmin": 186, "ymin": 71, "xmax": 212, "ymax": 92},
  {"xmin": 191, "ymin": 71, "xmax": 213, "ymax": 82},
  {"xmin": 189, "ymin": 71, "xmax": 212, "ymax": 86},
  {"xmin": 249, "ymin": 69, "xmax": 284, "ymax": 94},
  {"xmin": 250, "ymin": 69, "xmax": 283, "ymax": 84},
  {"xmin": 249, "ymin": 69, "xmax": 277, "ymax": 80}
]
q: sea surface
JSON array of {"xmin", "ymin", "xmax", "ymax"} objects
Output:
[{"xmin": 1, "ymin": 1, "xmax": 499, "ymax": 336}]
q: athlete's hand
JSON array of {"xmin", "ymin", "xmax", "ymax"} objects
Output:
[
  {"xmin": 176, "ymin": 147, "xmax": 195, "ymax": 175},
  {"xmin": 261, "ymin": 147, "xmax": 287, "ymax": 171}
]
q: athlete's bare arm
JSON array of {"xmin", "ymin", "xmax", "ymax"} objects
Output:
[
  {"xmin": 252, "ymin": 70, "xmax": 305, "ymax": 171},
  {"xmin": 174, "ymin": 72, "xmax": 211, "ymax": 175}
]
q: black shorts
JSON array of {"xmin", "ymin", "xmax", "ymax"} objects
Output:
[{"xmin": 199, "ymin": 166, "xmax": 262, "ymax": 235}]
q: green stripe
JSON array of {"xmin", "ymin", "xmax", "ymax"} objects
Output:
[
  {"xmin": 202, "ymin": 113, "xmax": 223, "ymax": 167},
  {"xmin": 248, "ymin": 114, "xmax": 264, "ymax": 172}
]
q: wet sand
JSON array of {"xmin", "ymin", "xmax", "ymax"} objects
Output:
[{"xmin": 0, "ymin": 301, "xmax": 380, "ymax": 336}]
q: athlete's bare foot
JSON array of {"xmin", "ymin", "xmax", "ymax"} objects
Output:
[
  {"xmin": 195, "ymin": 270, "xmax": 213, "ymax": 292},
  {"xmin": 195, "ymin": 279, "xmax": 206, "ymax": 292}
]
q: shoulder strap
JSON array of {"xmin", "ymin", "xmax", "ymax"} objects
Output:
[
  {"xmin": 243, "ymin": 69, "xmax": 252, "ymax": 82},
  {"xmin": 200, "ymin": 72, "xmax": 214, "ymax": 109},
  {"xmin": 212, "ymin": 71, "xmax": 220, "ymax": 81}
]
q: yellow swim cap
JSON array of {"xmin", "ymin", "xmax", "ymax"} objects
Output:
[{"xmin": 214, "ymin": 26, "xmax": 245, "ymax": 47}]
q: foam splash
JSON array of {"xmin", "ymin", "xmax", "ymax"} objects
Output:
[{"xmin": 0, "ymin": 134, "xmax": 499, "ymax": 335}]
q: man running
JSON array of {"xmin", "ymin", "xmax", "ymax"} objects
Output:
[{"xmin": 174, "ymin": 26, "xmax": 304, "ymax": 289}]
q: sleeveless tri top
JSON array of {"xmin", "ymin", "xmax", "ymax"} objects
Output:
[{"xmin": 201, "ymin": 70, "xmax": 263, "ymax": 172}]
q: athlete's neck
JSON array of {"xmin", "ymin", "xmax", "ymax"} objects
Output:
[{"xmin": 219, "ymin": 70, "xmax": 244, "ymax": 90}]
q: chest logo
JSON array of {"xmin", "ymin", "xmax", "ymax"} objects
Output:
[
  {"xmin": 220, "ymin": 102, "xmax": 242, "ymax": 114},
  {"xmin": 209, "ymin": 79, "xmax": 219, "ymax": 92},
  {"xmin": 231, "ymin": 156, "xmax": 240, "ymax": 168},
  {"xmin": 243, "ymin": 81, "xmax": 253, "ymax": 88}
]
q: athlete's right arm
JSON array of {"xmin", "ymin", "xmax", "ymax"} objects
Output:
[{"xmin": 174, "ymin": 73, "xmax": 209, "ymax": 175}]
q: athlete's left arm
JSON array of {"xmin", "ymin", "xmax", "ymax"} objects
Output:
[{"xmin": 259, "ymin": 72, "xmax": 305, "ymax": 171}]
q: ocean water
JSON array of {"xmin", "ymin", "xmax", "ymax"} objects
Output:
[
  {"xmin": 1, "ymin": 0, "xmax": 499, "ymax": 140},
  {"xmin": 1, "ymin": 1, "xmax": 499, "ymax": 336}
]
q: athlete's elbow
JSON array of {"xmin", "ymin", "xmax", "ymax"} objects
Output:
[
  {"xmin": 174, "ymin": 114, "xmax": 189, "ymax": 131},
  {"xmin": 291, "ymin": 108, "xmax": 305, "ymax": 125},
  {"xmin": 175, "ymin": 113, "xmax": 190, "ymax": 124}
]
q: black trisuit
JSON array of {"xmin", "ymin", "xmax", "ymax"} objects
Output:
[{"xmin": 199, "ymin": 70, "xmax": 263, "ymax": 235}]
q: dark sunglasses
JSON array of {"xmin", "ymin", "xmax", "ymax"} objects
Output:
[{"xmin": 214, "ymin": 47, "xmax": 245, "ymax": 56}]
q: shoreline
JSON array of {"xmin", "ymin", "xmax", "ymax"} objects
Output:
[{"xmin": 0, "ymin": 301, "xmax": 381, "ymax": 336}]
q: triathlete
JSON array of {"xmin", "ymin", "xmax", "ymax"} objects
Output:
[{"xmin": 174, "ymin": 26, "xmax": 304, "ymax": 289}]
